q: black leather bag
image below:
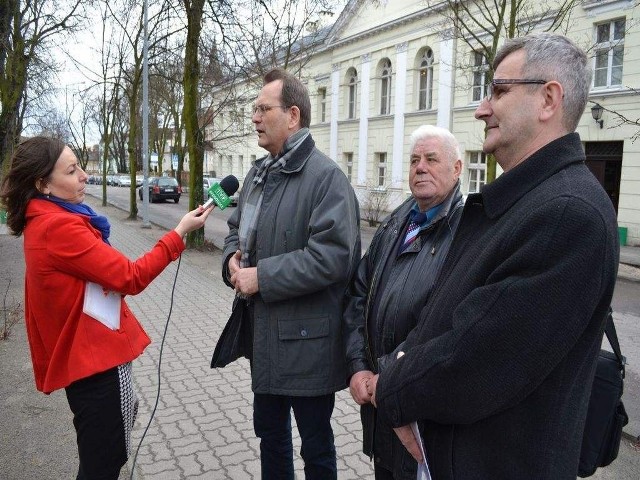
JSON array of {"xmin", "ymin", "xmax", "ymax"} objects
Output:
[
  {"xmin": 578, "ymin": 308, "xmax": 628, "ymax": 477},
  {"xmin": 210, "ymin": 296, "xmax": 252, "ymax": 368}
]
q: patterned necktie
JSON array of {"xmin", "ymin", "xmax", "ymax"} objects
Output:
[{"xmin": 401, "ymin": 211, "xmax": 428, "ymax": 252}]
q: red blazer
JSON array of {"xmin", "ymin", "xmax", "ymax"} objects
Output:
[{"xmin": 23, "ymin": 199, "xmax": 185, "ymax": 393}]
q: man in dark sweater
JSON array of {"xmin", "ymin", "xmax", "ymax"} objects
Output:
[{"xmin": 367, "ymin": 33, "xmax": 619, "ymax": 479}]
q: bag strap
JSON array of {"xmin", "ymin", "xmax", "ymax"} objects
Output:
[{"xmin": 604, "ymin": 306, "xmax": 626, "ymax": 377}]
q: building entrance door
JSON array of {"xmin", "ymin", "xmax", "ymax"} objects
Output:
[{"xmin": 585, "ymin": 141, "xmax": 623, "ymax": 213}]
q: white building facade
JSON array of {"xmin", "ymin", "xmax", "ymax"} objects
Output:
[{"xmin": 205, "ymin": 0, "xmax": 640, "ymax": 246}]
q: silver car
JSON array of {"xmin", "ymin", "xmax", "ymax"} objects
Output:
[{"xmin": 117, "ymin": 175, "xmax": 131, "ymax": 187}]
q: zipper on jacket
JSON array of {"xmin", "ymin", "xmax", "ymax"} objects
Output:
[{"xmin": 363, "ymin": 220, "xmax": 399, "ymax": 372}]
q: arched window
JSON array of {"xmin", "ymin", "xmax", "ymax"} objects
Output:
[
  {"xmin": 347, "ymin": 69, "xmax": 358, "ymax": 119},
  {"xmin": 380, "ymin": 59, "xmax": 392, "ymax": 115},
  {"xmin": 418, "ymin": 48, "xmax": 434, "ymax": 110}
]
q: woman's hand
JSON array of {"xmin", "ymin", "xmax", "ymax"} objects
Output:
[{"xmin": 174, "ymin": 205, "xmax": 213, "ymax": 238}]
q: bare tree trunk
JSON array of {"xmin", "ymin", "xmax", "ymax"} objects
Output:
[
  {"xmin": 0, "ymin": 104, "xmax": 20, "ymax": 175},
  {"xmin": 0, "ymin": 0, "xmax": 26, "ymax": 170},
  {"xmin": 182, "ymin": 0, "xmax": 206, "ymax": 247},
  {"xmin": 127, "ymin": 82, "xmax": 141, "ymax": 219}
]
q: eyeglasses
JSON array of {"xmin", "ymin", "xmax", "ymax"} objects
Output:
[
  {"xmin": 252, "ymin": 104, "xmax": 289, "ymax": 116},
  {"xmin": 486, "ymin": 79, "xmax": 547, "ymax": 101}
]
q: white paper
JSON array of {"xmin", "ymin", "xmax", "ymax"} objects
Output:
[
  {"xmin": 411, "ymin": 421, "xmax": 432, "ymax": 480},
  {"xmin": 83, "ymin": 281, "xmax": 121, "ymax": 330}
]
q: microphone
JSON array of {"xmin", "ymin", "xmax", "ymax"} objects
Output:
[{"xmin": 202, "ymin": 175, "xmax": 239, "ymax": 211}]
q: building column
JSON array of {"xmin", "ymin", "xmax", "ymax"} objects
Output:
[
  {"xmin": 437, "ymin": 34, "xmax": 455, "ymax": 130},
  {"xmin": 358, "ymin": 53, "xmax": 371, "ymax": 186},
  {"xmin": 392, "ymin": 42, "xmax": 408, "ymax": 187},
  {"xmin": 330, "ymin": 63, "xmax": 340, "ymax": 162}
]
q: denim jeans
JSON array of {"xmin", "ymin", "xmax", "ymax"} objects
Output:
[{"xmin": 253, "ymin": 393, "xmax": 337, "ymax": 480}]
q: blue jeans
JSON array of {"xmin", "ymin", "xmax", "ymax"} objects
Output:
[{"xmin": 253, "ymin": 393, "xmax": 337, "ymax": 480}]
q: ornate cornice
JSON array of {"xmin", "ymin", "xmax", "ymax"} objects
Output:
[{"xmin": 396, "ymin": 42, "xmax": 408, "ymax": 54}]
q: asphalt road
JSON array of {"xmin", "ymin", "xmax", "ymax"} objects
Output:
[{"xmin": 612, "ymin": 278, "xmax": 640, "ymax": 315}]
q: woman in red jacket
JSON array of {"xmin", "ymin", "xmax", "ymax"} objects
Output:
[{"xmin": 0, "ymin": 136, "xmax": 213, "ymax": 479}]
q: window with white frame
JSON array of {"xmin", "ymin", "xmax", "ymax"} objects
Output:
[
  {"xmin": 418, "ymin": 48, "xmax": 434, "ymax": 110},
  {"xmin": 347, "ymin": 69, "xmax": 358, "ymax": 119},
  {"xmin": 468, "ymin": 151, "xmax": 487, "ymax": 193},
  {"xmin": 377, "ymin": 152, "xmax": 387, "ymax": 187},
  {"xmin": 344, "ymin": 152, "xmax": 353, "ymax": 182},
  {"xmin": 472, "ymin": 51, "xmax": 489, "ymax": 102},
  {"xmin": 318, "ymin": 87, "xmax": 327, "ymax": 123},
  {"xmin": 594, "ymin": 19, "xmax": 625, "ymax": 88},
  {"xmin": 380, "ymin": 59, "xmax": 392, "ymax": 115}
]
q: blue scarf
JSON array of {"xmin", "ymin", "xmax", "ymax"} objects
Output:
[{"xmin": 40, "ymin": 195, "xmax": 111, "ymax": 245}]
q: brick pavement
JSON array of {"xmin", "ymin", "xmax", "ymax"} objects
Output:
[{"xmin": 90, "ymin": 200, "xmax": 374, "ymax": 479}]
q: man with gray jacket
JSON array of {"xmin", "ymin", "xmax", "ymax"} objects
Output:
[
  {"xmin": 222, "ymin": 68, "xmax": 360, "ymax": 479},
  {"xmin": 344, "ymin": 125, "xmax": 463, "ymax": 479}
]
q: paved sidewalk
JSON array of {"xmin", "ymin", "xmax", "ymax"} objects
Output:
[{"xmin": 1, "ymin": 197, "xmax": 639, "ymax": 479}]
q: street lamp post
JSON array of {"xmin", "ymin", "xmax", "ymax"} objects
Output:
[{"xmin": 141, "ymin": 0, "xmax": 151, "ymax": 228}]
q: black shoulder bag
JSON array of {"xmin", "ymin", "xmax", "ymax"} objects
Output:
[{"xmin": 578, "ymin": 308, "xmax": 629, "ymax": 477}]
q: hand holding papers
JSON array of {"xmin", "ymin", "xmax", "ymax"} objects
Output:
[
  {"xmin": 83, "ymin": 281, "xmax": 121, "ymax": 330},
  {"xmin": 394, "ymin": 351, "xmax": 432, "ymax": 480},
  {"xmin": 411, "ymin": 421, "xmax": 432, "ymax": 480}
]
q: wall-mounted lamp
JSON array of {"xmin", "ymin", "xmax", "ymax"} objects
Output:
[{"xmin": 591, "ymin": 103, "xmax": 604, "ymax": 129}]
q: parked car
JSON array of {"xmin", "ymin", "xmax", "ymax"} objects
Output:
[
  {"xmin": 138, "ymin": 176, "xmax": 181, "ymax": 203},
  {"xmin": 106, "ymin": 174, "xmax": 116, "ymax": 186},
  {"xmin": 116, "ymin": 175, "xmax": 131, "ymax": 187},
  {"xmin": 202, "ymin": 177, "xmax": 238, "ymax": 206},
  {"xmin": 135, "ymin": 174, "xmax": 143, "ymax": 187}
]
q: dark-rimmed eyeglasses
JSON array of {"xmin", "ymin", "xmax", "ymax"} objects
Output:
[
  {"xmin": 486, "ymin": 79, "xmax": 547, "ymax": 101},
  {"xmin": 252, "ymin": 104, "xmax": 289, "ymax": 116}
]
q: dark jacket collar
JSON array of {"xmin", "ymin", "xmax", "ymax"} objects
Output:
[
  {"xmin": 281, "ymin": 134, "xmax": 315, "ymax": 173},
  {"xmin": 478, "ymin": 133, "xmax": 585, "ymax": 219}
]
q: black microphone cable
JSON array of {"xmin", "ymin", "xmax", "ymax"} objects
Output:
[
  {"xmin": 128, "ymin": 181, "xmax": 238, "ymax": 478},
  {"xmin": 129, "ymin": 253, "xmax": 182, "ymax": 480}
]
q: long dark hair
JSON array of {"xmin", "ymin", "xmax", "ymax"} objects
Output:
[{"xmin": 0, "ymin": 136, "xmax": 66, "ymax": 235}]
